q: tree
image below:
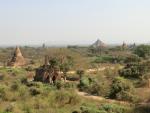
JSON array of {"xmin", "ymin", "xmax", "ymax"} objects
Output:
[
  {"xmin": 60, "ymin": 56, "xmax": 74, "ymax": 82},
  {"xmin": 119, "ymin": 62, "xmax": 150, "ymax": 79},
  {"xmin": 49, "ymin": 57, "xmax": 59, "ymax": 69},
  {"xmin": 124, "ymin": 54, "xmax": 141, "ymax": 63},
  {"xmin": 134, "ymin": 45, "xmax": 150, "ymax": 58},
  {"xmin": 109, "ymin": 77, "xmax": 135, "ymax": 101}
]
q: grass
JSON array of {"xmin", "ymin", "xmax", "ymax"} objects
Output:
[
  {"xmin": 0, "ymin": 47, "xmax": 149, "ymax": 113},
  {"xmin": 0, "ymin": 66, "xmax": 135, "ymax": 113}
]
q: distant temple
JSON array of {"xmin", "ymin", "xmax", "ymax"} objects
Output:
[
  {"xmin": 91, "ymin": 39, "xmax": 107, "ymax": 48},
  {"xmin": 129, "ymin": 43, "xmax": 136, "ymax": 49},
  {"xmin": 122, "ymin": 41, "xmax": 127, "ymax": 49},
  {"xmin": 7, "ymin": 46, "xmax": 26, "ymax": 67}
]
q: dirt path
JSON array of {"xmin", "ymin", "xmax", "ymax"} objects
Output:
[
  {"xmin": 67, "ymin": 65, "xmax": 123, "ymax": 74},
  {"xmin": 67, "ymin": 65, "xmax": 128, "ymax": 104},
  {"xmin": 76, "ymin": 90, "xmax": 129, "ymax": 105}
]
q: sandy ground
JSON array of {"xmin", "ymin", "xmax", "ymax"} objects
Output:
[
  {"xmin": 76, "ymin": 90, "xmax": 129, "ymax": 105},
  {"xmin": 67, "ymin": 65, "xmax": 123, "ymax": 74}
]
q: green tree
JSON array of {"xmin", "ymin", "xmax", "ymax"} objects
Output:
[
  {"xmin": 49, "ymin": 57, "xmax": 59, "ymax": 68},
  {"xmin": 119, "ymin": 62, "xmax": 150, "ymax": 79},
  {"xmin": 124, "ymin": 54, "xmax": 141, "ymax": 63},
  {"xmin": 60, "ymin": 56, "xmax": 74, "ymax": 82},
  {"xmin": 109, "ymin": 77, "xmax": 136, "ymax": 102},
  {"xmin": 134, "ymin": 45, "xmax": 150, "ymax": 58}
]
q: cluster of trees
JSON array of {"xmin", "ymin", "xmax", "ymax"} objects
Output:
[
  {"xmin": 79, "ymin": 44, "xmax": 150, "ymax": 102},
  {"xmin": 134, "ymin": 45, "xmax": 150, "ymax": 58},
  {"xmin": 118, "ymin": 45, "xmax": 150, "ymax": 79},
  {"xmin": 109, "ymin": 77, "xmax": 137, "ymax": 102},
  {"xmin": 119, "ymin": 62, "xmax": 150, "ymax": 79},
  {"xmin": 78, "ymin": 76, "xmax": 109, "ymax": 97}
]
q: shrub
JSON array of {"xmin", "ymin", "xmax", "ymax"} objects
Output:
[
  {"xmin": 18, "ymin": 85, "xmax": 28, "ymax": 99},
  {"xmin": 133, "ymin": 105, "xmax": 150, "ymax": 113},
  {"xmin": 99, "ymin": 103, "xmax": 131, "ymax": 113},
  {"xmin": 11, "ymin": 81, "xmax": 20, "ymax": 91},
  {"xmin": 78, "ymin": 77, "xmax": 109, "ymax": 97},
  {"xmin": 0, "ymin": 74, "xmax": 4, "ymax": 80},
  {"xmin": 93, "ymin": 55, "xmax": 126, "ymax": 64},
  {"xmin": 29, "ymin": 87, "xmax": 41, "ymax": 96},
  {"xmin": 20, "ymin": 77, "xmax": 28, "ymax": 84},
  {"xmin": 26, "ymin": 82, "xmax": 43, "ymax": 88},
  {"xmin": 0, "ymin": 85, "xmax": 7, "ymax": 100},
  {"xmin": 134, "ymin": 45, "xmax": 150, "ymax": 58},
  {"xmin": 25, "ymin": 66, "xmax": 34, "ymax": 71},
  {"xmin": 78, "ymin": 77, "xmax": 90, "ymax": 91},
  {"xmin": 109, "ymin": 77, "xmax": 136, "ymax": 102},
  {"xmin": 22, "ymin": 104, "xmax": 34, "ymax": 113},
  {"xmin": 55, "ymin": 90, "xmax": 80, "ymax": 107},
  {"xmin": 4, "ymin": 104, "xmax": 14, "ymax": 112},
  {"xmin": 119, "ymin": 62, "xmax": 150, "ymax": 79},
  {"xmin": 87, "ymin": 82, "xmax": 109, "ymax": 97},
  {"xmin": 124, "ymin": 55, "xmax": 141, "ymax": 63},
  {"xmin": 64, "ymin": 82, "xmax": 76, "ymax": 89},
  {"xmin": 79, "ymin": 103, "xmax": 130, "ymax": 113},
  {"xmin": 55, "ymin": 81, "xmax": 63, "ymax": 90}
]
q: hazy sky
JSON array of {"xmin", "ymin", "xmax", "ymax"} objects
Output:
[{"xmin": 0, "ymin": 0, "xmax": 150, "ymax": 45}]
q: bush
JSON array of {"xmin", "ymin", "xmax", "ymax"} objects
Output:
[
  {"xmin": 11, "ymin": 81, "xmax": 20, "ymax": 91},
  {"xmin": 29, "ymin": 87, "xmax": 41, "ymax": 96},
  {"xmin": 88, "ymin": 82, "xmax": 109, "ymax": 97},
  {"xmin": 78, "ymin": 77, "xmax": 109, "ymax": 97},
  {"xmin": 20, "ymin": 77, "xmax": 28, "ymax": 84},
  {"xmin": 78, "ymin": 77, "xmax": 90, "ymax": 91},
  {"xmin": 134, "ymin": 45, "xmax": 150, "ymax": 58},
  {"xmin": 18, "ymin": 85, "xmax": 28, "ymax": 98},
  {"xmin": 0, "ymin": 74, "xmax": 4, "ymax": 80},
  {"xmin": 25, "ymin": 66, "xmax": 34, "ymax": 71},
  {"xmin": 26, "ymin": 82, "xmax": 43, "ymax": 88},
  {"xmin": 133, "ymin": 105, "xmax": 150, "ymax": 113},
  {"xmin": 55, "ymin": 90, "xmax": 80, "ymax": 107},
  {"xmin": 119, "ymin": 62, "xmax": 150, "ymax": 79},
  {"xmin": 0, "ymin": 85, "xmax": 7, "ymax": 100},
  {"xmin": 93, "ymin": 55, "xmax": 126, "ymax": 64},
  {"xmin": 99, "ymin": 103, "xmax": 131, "ymax": 113},
  {"xmin": 109, "ymin": 77, "xmax": 136, "ymax": 102},
  {"xmin": 4, "ymin": 104, "xmax": 14, "ymax": 112},
  {"xmin": 55, "ymin": 81, "xmax": 63, "ymax": 90},
  {"xmin": 124, "ymin": 55, "xmax": 141, "ymax": 63},
  {"xmin": 79, "ymin": 103, "xmax": 130, "ymax": 113},
  {"xmin": 64, "ymin": 82, "xmax": 76, "ymax": 89}
]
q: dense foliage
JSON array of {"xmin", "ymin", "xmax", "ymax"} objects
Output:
[
  {"xmin": 109, "ymin": 77, "xmax": 136, "ymax": 102},
  {"xmin": 78, "ymin": 77, "xmax": 109, "ymax": 97},
  {"xmin": 119, "ymin": 62, "xmax": 150, "ymax": 79},
  {"xmin": 134, "ymin": 45, "xmax": 150, "ymax": 58}
]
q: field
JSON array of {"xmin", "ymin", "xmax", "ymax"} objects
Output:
[{"xmin": 0, "ymin": 45, "xmax": 150, "ymax": 113}]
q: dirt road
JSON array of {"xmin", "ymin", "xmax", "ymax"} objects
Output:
[
  {"xmin": 67, "ymin": 65, "xmax": 123, "ymax": 74},
  {"xmin": 76, "ymin": 90, "xmax": 129, "ymax": 105}
]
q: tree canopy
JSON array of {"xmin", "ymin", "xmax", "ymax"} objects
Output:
[{"xmin": 134, "ymin": 45, "xmax": 150, "ymax": 58}]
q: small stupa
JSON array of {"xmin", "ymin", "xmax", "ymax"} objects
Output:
[{"xmin": 7, "ymin": 46, "xmax": 26, "ymax": 67}]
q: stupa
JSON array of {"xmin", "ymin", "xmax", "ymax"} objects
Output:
[{"xmin": 7, "ymin": 46, "xmax": 26, "ymax": 67}]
